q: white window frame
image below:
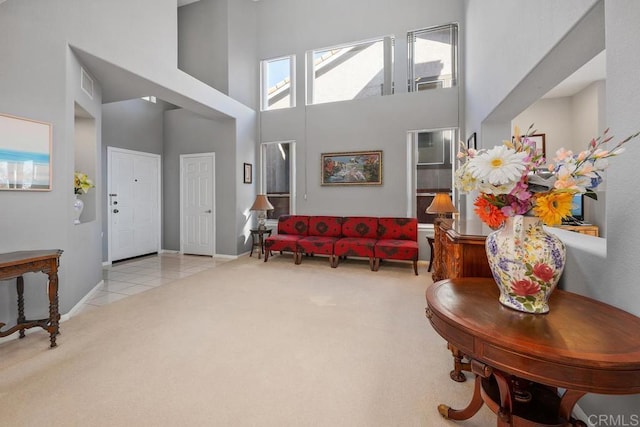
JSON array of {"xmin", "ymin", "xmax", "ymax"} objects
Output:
[
  {"xmin": 261, "ymin": 140, "xmax": 296, "ymax": 227},
  {"xmin": 407, "ymin": 23, "xmax": 458, "ymax": 92},
  {"xmin": 260, "ymin": 55, "xmax": 296, "ymax": 111},
  {"xmin": 306, "ymin": 35, "xmax": 394, "ymax": 105},
  {"xmin": 406, "ymin": 128, "xmax": 457, "ymax": 227}
]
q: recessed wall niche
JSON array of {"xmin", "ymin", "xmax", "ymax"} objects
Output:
[{"xmin": 74, "ymin": 103, "xmax": 97, "ymax": 224}]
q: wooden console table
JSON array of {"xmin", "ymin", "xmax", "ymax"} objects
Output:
[
  {"xmin": 432, "ymin": 218, "xmax": 493, "ymax": 282},
  {"xmin": 554, "ymin": 224, "xmax": 599, "ymax": 237},
  {"xmin": 0, "ymin": 249, "xmax": 63, "ymax": 348},
  {"xmin": 426, "ymin": 278, "xmax": 640, "ymax": 426}
]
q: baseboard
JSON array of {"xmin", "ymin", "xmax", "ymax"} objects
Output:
[
  {"xmin": 215, "ymin": 253, "xmax": 240, "ymax": 260},
  {"xmin": 0, "ymin": 279, "xmax": 104, "ymax": 345},
  {"xmin": 160, "ymin": 249, "xmax": 180, "ymax": 254},
  {"xmin": 62, "ymin": 279, "xmax": 104, "ymax": 320},
  {"xmin": 102, "ymin": 260, "xmax": 111, "ymax": 267}
]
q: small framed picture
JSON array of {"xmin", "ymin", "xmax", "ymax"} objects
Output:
[
  {"xmin": 243, "ymin": 163, "xmax": 252, "ymax": 184},
  {"xmin": 467, "ymin": 132, "xmax": 476, "ymax": 150}
]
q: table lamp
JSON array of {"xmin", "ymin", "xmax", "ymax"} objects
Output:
[
  {"xmin": 426, "ymin": 193, "xmax": 458, "ymax": 218},
  {"xmin": 250, "ymin": 194, "xmax": 274, "ymax": 230}
]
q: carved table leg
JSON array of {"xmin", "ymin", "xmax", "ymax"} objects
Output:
[
  {"xmin": 17, "ymin": 276, "xmax": 26, "ymax": 338},
  {"xmin": 559, "ymin": 389, "xmax": 587, "ymax": 426},
  {"xmin": 448, "ymin": 343, "xmax": 470, "ymax": 382},
  {"xmin": 438, "ymin": 374, "xmax": 485, "ymax": 421},
  {"xmin": 47, "ymin": 270, "xmax": 60, "ymax": 348}
]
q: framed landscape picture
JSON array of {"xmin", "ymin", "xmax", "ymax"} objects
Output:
[
  {"xmin": 321, "ymin": 150, "xmax": 382, "ymax": 185},
  {"xmin": 0, "ymin": 113, "xmax": 52, "ymax": 191}
]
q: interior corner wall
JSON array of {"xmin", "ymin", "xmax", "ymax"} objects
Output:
[
  {"xmin": 466, "ymin": 0, "xmax": 640, "ymax": 418},
  {"xmin": 101, "ymin": 99, "xmax": 166, "ymax": 261},
  {"xmin": 163, "ymin": 109, "xmax": 237, "ymax": 256},
  {"xmin": 227, "ymin": 0, "xmax": 259, "ymax": 109},
  {"xmin": 178, "ymin": 0, "xmax": 229, "ymax": 93}
]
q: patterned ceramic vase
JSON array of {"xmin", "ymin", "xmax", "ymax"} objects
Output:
[
  {"xmin": 73, "ymin": 194, "xmax": 84, "ymax": 225},
  {"xmin": 485, "ymin": 214, "xmax": 566, "ymax": 314}
]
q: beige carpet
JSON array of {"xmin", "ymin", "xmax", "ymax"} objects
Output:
[{"xmin": 0, "ymin": 255, "xmax": 494, "ymax": 426}]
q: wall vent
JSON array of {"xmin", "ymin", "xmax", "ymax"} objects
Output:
[{"xmin": 80, "ymin": 67, "xmax": 94, "ymax": 99}]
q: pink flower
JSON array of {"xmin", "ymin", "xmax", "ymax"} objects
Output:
[
  {"xmin": 532, "ymin": 263, "xmax": 554, "ymax": 282},
  {"xmin": 511, "ymin": 279, "xmax": 540, "ymax": 296}
]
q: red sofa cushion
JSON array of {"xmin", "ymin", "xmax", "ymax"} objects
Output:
[
  {"xmin": 277, "ymin": 215, "xmax": 309, "ymax": 236},
  {"xmin": 308, "ymin": 216, "xmax": 343, "ymax": 237},
  {"xmin": 334, "ymin": 237, "xmax": 377, "ymax": 257},
  {"xmin": 374, "ymin": 239, "xmax": 419, "ymax": 261},
  {"xmin": 340, "ymin": 217, "xmax": 378, "ymax": 239},
  {"xmin": 264, "ymin": 234, "xmax": 302, "ymax": 253},
  {"xmin": 377, "ymin": 217, "xmax": 418, "ymax": 241},
  {"xmin": 297, "ymin": 236, "xmax": 338, "ymax": 256}
]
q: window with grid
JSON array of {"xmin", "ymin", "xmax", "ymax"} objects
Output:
[
  {"xmin": 261, "ymin": 141, "xmax": 295, "ymax": 219},
  {"xmin": 410, "ymin": 128, "xmax": 456, "ymax": 224},
  {"xmin": 408, "ymin": 24, "xmax": 458, "ymax": 92}
]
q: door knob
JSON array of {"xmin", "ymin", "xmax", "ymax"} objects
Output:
[
  {"xmin": 205, "ymin": 209, "xmax": 212, "ymax": 213},
  {"xmin": 113, "ymin": 209, "xmax": 119, "ymax": 213}
]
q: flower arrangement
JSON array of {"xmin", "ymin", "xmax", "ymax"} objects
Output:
[
  {"xmin": 74, "ymin": 171, "xmax": 95, "ymax": 195},
  {"xmin": 455, "ymin": 125, "xmax": 639, "ymax": 227}
]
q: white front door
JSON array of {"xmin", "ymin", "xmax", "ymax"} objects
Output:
[
  {"xmin": 181, "ymin": 153, "xmax": 215, "ymax": 256},
  {"xmin": 108, "ymin": 147, "xmax": 161, "ymax": 262}
]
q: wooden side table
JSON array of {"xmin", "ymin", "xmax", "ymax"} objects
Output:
[
  {"xmin": 250, "ymin": 228, "xmax": 272, "ymax": 259},
  {"xmin": 426, "ymin": 278, "xmax": 640, "ymax": 426},
  {"xmin": 0, "ymin": 249, "xmax": 63, "ymax": 348}
]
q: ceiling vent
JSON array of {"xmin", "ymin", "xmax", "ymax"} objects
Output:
[{"xmin": 80, "ymin": 67, "xmax": 94, "ymax": 99}]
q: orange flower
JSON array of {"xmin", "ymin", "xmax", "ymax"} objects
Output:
[{"xmin": 474, "ymin": 196, "xmax": 507, "ymax": 228}]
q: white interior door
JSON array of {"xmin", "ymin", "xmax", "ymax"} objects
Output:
[
  {"xmin": 108, "ymin": 147, "xmax": 161, "ymax": 262},
  {"xmin": 181, "ymin": 153, "xmax": 215, "ymax": 256}
]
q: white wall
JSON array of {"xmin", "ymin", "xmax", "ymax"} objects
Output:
[
  {"xmin": 513, "ymin": 81, "xmax": 607, "ymax": 233},
  {"xmin": 256, "ymin": 0, "xmax": 463, "ymax": 223},
  {"xmin": 465, "ymin": 0, "xmax": 640, "ymax": 418},
  {"xmin": 0, "ymin": 0, "xmax": 255, "ymax": 321}
]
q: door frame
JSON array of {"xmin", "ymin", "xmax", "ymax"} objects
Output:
[
  {"xmin": 107, "ymin": 146, "xmax": 162, "ymax": 264},
  {"xmin": 179, "ymin": 152, "xmax": 216, "ymax": 256}
]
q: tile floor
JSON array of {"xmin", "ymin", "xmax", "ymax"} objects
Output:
[{"xmin": 78, "ymin": 253, "xmax": 231, "ymax": 314}]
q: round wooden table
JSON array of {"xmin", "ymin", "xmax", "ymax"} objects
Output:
[{"xmin": 425, "ymin": 278, "xmax": 640, "ymax": 426}]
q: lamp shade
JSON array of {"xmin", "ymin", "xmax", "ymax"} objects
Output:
[
  {"xmin": 426, "ymin": 193, "xmax": 458, "ymax": 215},
  {"xmin": 250, "ymin": 194, "xmax": 274, "ymax": 211}
]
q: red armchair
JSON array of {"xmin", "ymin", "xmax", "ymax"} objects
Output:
[
  {"xmin": 373, "ymin": 217, "xmax": 419, "ymax": 275},
  {"xmin": 264, "ymin": 215, "xmax": 309, "ymax": 263},
  {"xmin": 296, "ymin": 216, "xmax": 343, "ymax": 266},
  {"xmin": 333, "ymin": 217, "xmax": 379, "ymax": 270}
]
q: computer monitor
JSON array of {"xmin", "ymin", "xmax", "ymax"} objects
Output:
[{"xmin": 569, "ymin": 193, "xmax": 584, "ymax": 222}]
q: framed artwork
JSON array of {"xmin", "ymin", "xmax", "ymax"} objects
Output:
[
  {"xmin": 243, "ymin": 162, "xmax": 252, "ymax": 184},
  {"xmin": 321, "ymin": 150, "xmax": 382, "ymax": 185},
  {"xmin": 467, "ymin": 132, "xmax": 477, "ymax": 150},
  {"xmin": 0, "ymin": 113, "xmax": 52, "ymax": 191},
  {"xmin": 528, "ymin": 133, "xmax": 546, "ymax": 157}
]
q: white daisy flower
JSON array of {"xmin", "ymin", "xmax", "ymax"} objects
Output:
[{"xmin": 467, "ymin": 145, "xmax": 528, "ymax": 186}]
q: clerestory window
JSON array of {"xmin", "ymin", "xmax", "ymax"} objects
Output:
[
  {"xmin": 306, "ymin": 36, "xmax": 394, "ymax": 105},
  {"xmin": 261, "ymin": 55, "xmax": 295, "ymax": 111},
  {"xmin": 408, "ymin": 23, "xmax": 458, "ymax": 92}
]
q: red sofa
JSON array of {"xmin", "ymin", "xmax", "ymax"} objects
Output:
[{"xmin": 264, "ymin": 215, "xmax": 419, "ymax": 275}]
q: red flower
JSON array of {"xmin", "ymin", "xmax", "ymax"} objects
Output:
[
  {"xmin": 532, "ymin": 263, "xmax": 554, "ymax": 282},
  {"xmin": 511, "ymin": 279, "xmax": 540, "ymax": 296}
]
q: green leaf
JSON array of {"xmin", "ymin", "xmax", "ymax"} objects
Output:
[{"xmin": 584, "ymin": 189, "xmax": 598, "ymax": 201}]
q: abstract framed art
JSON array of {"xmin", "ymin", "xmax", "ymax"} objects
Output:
[
  {"xmin": 321, "ymin": 150, "xmax": 382, "ymax": 185},
  {"xmin": 0, "ymin": 113, "xmax": 52, "ymax": 191}
]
